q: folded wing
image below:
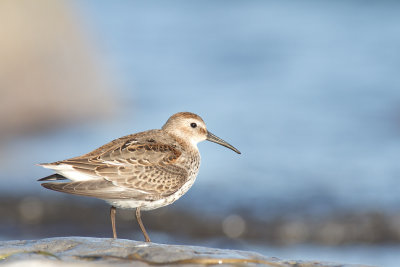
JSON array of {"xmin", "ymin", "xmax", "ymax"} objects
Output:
[{"xmin": 39, "ymin": 131, "xmax": 188, "ymax": 200}]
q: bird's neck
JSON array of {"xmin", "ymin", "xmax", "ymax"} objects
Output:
[{"xmin": 166, "ymin": 130, "xmax": 199, "ymax": 152}]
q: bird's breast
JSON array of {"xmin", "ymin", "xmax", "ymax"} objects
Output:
[{"xmin": 181, "ymin": 148, "xmax": 201, "ymax": 179}]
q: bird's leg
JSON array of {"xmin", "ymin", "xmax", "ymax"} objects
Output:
[
  {"xmin": 110, "ymin": 206, "xmax": 117, "ymax": 239},
  {"xmin": 135, "ymin": 207, "xmax": 151, "ymax": 242}
]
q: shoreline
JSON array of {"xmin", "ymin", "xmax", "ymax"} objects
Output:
[
  {"xmin": 0, "ymin": 236, "xmax": 374, "ymax": 267},
  {"xmin": 1, "ymin": 195, "xmax": 399, "ymax": 245}
]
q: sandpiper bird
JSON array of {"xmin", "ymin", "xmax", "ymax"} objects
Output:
[{"xmin": 38, "ymin": 112, "xmax": 240, "ymax": 242}]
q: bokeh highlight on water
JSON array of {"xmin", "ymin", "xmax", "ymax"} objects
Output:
[{"xmin": 1, "ymin": 1, "xmax": 400, "ymax": 266}]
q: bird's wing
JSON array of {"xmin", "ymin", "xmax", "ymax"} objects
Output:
[
  {"xmin": 40, "ymin": 131, "xmax": 189, "ymax": 200},
  {"xmin": 42, "ymin": 180, "xmax": 146, "ymax": 199},
  {"xmin": 41, "ymin": 179, "xmax": 148, "ymax": 199}
]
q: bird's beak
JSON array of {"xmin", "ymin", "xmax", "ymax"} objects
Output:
[{"xmin": 206, "ymin": 131, "xmax": 241, "ymax": 154}]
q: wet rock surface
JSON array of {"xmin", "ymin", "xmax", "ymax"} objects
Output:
[{"xmin": 0, "ymin": 237, "xmax": 373, "ymax": 267}]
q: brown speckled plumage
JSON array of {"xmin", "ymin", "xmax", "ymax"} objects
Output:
[
  {"xmin": 41, "ymin": 130, "xmax": 195, "ymax": 201},
  {"xmin": 38, "ymin": 112, "xmax": 240, "ymax": 242}
]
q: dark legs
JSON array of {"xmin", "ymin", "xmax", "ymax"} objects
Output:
[
  {"xmin": 136, "ymin": 207, "xmax": 151, "ymax": 242},
  {"xmin": 110, "ymin": 206, "xmax": 117, "ymax": 239}
]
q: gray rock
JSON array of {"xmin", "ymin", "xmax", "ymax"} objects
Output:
[{"xmin": 0, "ymin": 237, "xmax": 374, "ymax": 267}]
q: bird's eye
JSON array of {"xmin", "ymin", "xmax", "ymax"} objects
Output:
[{"xmin": 190, "ymin": 122, "xmax": 197, "ymax": 128}]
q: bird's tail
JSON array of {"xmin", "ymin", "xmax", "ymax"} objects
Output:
[{"xmin": 37, "ymin": 173, "xmax": 67, "ymax": 181}]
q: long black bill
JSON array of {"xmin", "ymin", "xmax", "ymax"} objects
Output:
[{"xmin": 206, "ymin": 131, "xmax": 241, "ymax": 154}]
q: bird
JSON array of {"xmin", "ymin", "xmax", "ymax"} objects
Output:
[{"xmin": 38, "ymin": 112, "xmax": 241, "ymax": 242}]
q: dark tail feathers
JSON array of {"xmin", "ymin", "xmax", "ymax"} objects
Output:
[{"xmin": 38, "ymin": 173, "xmax": 67, "ymax": 181}]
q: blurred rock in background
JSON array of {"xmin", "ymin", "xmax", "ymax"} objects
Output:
[
  {"xmin": 0, "ymin": 0, "xmax": 116, "ymax": 143},
  {"xmin": 2, "ymin": 195, "xmax": 400, "ymax": 246}
]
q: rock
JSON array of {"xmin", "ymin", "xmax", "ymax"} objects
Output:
[
  {"xmin": 0, "ymin": 237, "xmax": 373, "ymax": 267},
  {"xmin": 0, "ymin": 0, "xmax": 116, "ymax": 142}
]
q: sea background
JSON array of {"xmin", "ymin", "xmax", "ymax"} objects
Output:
[{"xmin": 1, "ymin": 1, "xmax": 400, "ymax": 266}]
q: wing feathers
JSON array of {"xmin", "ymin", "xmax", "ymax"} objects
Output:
[
  {"xmin": 41, "ymin": 180, "xmax": 149, "ymax": 200},
  {"xmin": 38, "ymin": 130, "xmax": 191, "ymax": 200}
]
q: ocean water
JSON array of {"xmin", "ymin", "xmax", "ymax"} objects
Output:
[
  {"xmin": 4, "ymin": 0, "xmax": 399, "ymax": 212},
  {"xmin": 80, "ymin": 0, "xmax": 400, "ymax": 215},
  {"xmin": 253, "ymin": 244, "xmax": 400, "ymax": 267},
  {"xmin": 2, "ymin": 1, "xmax": 400, "ymax": 266}
]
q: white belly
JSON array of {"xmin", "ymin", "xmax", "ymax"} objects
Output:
[{"xmin": 105, "ymin": 174, "xmax": 197, "ymax": 210}]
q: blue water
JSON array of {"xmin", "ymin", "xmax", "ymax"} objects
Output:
[
  {"xmin": 254, "ymin": 244, "xmax": 400, "ymax": 267},
  {"xmin": 5, "ymin": 0, "xmax": 400, "ymax": 211},
  {"xmin": 85, "ymin": 0, "xmax": 400, "ymax": 215}
]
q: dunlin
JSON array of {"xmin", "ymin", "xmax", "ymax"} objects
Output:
[{"xmin": 38, "ymin": 112, "xmax": 240, "ymax": 242}]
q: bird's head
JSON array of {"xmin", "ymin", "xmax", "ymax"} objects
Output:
[{"xmin": 162, "ymin": 112, "xmax": 241, "ymax": 154}]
